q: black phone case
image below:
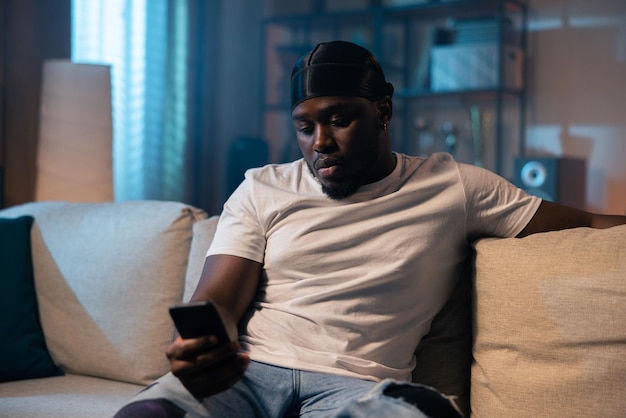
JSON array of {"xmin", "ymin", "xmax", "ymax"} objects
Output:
[{"xmin": 169, "ymin": 301, "xmax": 230, "ymax": 344}]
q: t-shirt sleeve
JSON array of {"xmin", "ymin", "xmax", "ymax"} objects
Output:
[
  {"xmin": 206, "ymin": 172, "xmax": 266, "ymax": 263},
  {"xmin": 458, "ymin": 162, "xmax": 542, "ymax": 240}
]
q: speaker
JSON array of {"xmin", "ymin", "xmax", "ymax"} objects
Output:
[{"xmin": 513, "ymin": 157, "xmax": 586, "ymax": 209}]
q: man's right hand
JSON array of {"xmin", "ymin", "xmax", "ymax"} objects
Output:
[
  {"xmin": 166, "ymin": 335, "xmax": 250, "ymax": 399},
  {"xmin": 169, "ymin": 253, "xmax": 262, "ymax": 398}
]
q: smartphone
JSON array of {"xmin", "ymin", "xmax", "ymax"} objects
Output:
[{"xmin": 168, "ymin": 301, "xmax": 230, "ymax": 345}]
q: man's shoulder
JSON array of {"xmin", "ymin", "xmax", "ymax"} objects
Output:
[
  {"xmin": 421, "ymin": 152, "xmax": 456, "ymax": 167},
  {"xmin": 243, "ymin": 159, "xmax": 319, "ymax": 196},
  {"xmin": 245, "ymin": 159, "xmax": 305, "ymax": 182},
  {"xmin": 398, "ymin": 152, "xmax": 458, "ymax": 179}
]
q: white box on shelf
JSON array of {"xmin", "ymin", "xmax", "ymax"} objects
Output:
[{"xmin": 430, "ymin": 43, "xmax": 523, "ymax": 91}]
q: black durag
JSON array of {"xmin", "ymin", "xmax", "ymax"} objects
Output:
[{"xmin": 290, "ymin": 40, "xmax": 394, "ymax": 110}]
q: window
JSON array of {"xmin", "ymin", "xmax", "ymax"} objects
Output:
[{"xmin": 72, "ymin": 0, "xmax": 188, "ymax": 201}]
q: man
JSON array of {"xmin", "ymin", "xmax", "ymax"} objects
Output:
[{"xmin": 115, "ymin": 41, "xmax": 625, "ymax": 418}]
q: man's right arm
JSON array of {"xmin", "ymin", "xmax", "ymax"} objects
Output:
[
  {"xmin": 166, "ymin": 254, "xmax": 262, "ymax": 398},
  {"xmin": 191, "ymin": 254, "xmax": 263, "ymax": 325}
]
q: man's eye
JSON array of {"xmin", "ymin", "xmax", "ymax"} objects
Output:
[
  {"xmin": 298, "ymin": 125, "xmax": 314, "ymax": 135},
  {"xmin": 330, "ymin": 117, "xmax": 350, "ymax": 127}
]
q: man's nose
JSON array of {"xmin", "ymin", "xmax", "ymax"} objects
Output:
[{"xmin": 313, "ymin": 125, "xmax": 336, "ymax": 153}]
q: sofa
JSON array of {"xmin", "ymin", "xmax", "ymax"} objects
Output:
[{"xmin": 0, "ymin": 200, "xmax": 624, "ymax": 417}]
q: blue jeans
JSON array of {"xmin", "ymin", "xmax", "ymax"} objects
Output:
[{"xmin": 122, "ymin": 361, "xmax": 461, "ymax": 417}]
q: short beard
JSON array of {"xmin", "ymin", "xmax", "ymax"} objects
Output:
[
  {"xmin": 306, "ymin": 164, "xmax": 360, "ymax": 200},
  {"xmin": 321, "ymin": 181, "xmax": 360, "ymax": 200}
]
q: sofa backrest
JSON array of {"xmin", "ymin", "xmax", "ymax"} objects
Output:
[
  {"xmin": 0, "ymin": 201, "xmax": 213, "ymax": 385},
  {"xmin": 184, "ymin": 216, "xmax": 220, "ymax": 302},
  {"xmin": 411, "ymin": 257, "xmax": 472, "ymax": 417},
  {"xmin": 472, "ymin": 224, "xmax": 626, "ymax": 417}
]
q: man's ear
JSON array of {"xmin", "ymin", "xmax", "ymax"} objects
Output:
[{"xmin": 377, "ymin": 96, "xmax": 393, "ymax": 125}]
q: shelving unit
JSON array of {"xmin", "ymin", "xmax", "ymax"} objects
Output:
[{"xmin": 261, "ymin": 0, "xmax": 528, "ymax": 178}]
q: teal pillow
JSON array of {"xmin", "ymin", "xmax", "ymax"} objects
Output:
[{"xmin": 0, "ymin": 216, "xmax": 63, "ymax": 382}]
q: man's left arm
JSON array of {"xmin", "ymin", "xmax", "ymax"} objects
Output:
[{"xmin": 517, "ymin": 200, "xmax": 626, "ymax": 237}]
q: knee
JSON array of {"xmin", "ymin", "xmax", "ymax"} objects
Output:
[
  {"xmin": 383, "ymin": 384, "xmax": 463, "ymax": 418},
  {"xmin": 114, "ymin": 398, "xmax": 186, "ymax": 418}
]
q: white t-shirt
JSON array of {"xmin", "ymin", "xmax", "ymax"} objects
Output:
[{"xmin": 207, "ymin": 152, "xmax": 541, "ymax": 382}]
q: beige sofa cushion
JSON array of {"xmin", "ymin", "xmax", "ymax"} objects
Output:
[
  {"xmin": 183, "ymin": 216, "xmax": 219, "ymax": 302},
  {"xmin": 472, "ymin": 225, "xmax": 626, "ymax": 417},
  {"xmin": 0, "ymin": 373, "xmax": 143, "ymax": 418},
  {"xmin": 0, "ymin": 201, "xmax": 207, "ymax": 385}
]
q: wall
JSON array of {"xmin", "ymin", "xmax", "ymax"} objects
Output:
[
  {"xmin": 2, "ymin": 1, "xmax": 622, "ymax": 214},
  {"xmin": 214, "ymin": 0, "xmax": 265, "ymax": 207},
  {"xmin": 526, "ymin": 0, "xmax": 626, "ymax": 214},
  {"xmin": 256, "ymin": 0, "xmax": 625, "ymax": 214}
]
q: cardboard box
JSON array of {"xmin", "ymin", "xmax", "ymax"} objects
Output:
[{"xmin": 430, "ymin": 43, "xmax": 523, "ymax": 91}]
